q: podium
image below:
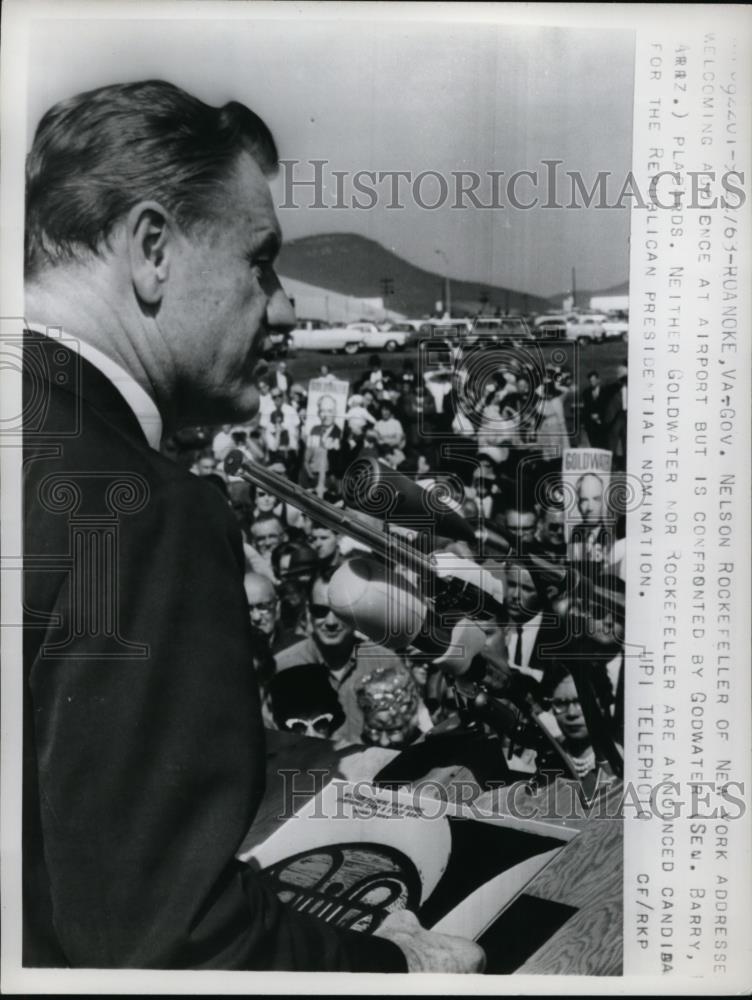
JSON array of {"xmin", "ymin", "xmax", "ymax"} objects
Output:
[{"xmin": 239, "ymin": 730, "xmax": 623, "ymax": 976}]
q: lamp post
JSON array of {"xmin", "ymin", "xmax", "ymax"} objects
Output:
[
  {"xmin": 380, "ymin": 277, "xmax": 394, "ymax": 320},
  {"xmin": 434, "ymin": 248, "xmax": 452, "ymax": 318}
]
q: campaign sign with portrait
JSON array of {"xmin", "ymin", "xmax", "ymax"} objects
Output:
[
  {"xmin": 560, "ymin": 447, "xmax": 613, "ymax": 555},
  {"xmin": 304, "ymin": 377, "xmax": 350, "ymax": 449}
]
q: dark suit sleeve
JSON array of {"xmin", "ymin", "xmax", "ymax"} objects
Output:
[{"xmin": 26, "ymin": 469, "xmax": 405, "ymax": 971}]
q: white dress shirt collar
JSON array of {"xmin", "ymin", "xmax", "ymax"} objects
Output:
[{"xmin": 27, "ymin": 324, "xmax": 163, "ymax": 450}]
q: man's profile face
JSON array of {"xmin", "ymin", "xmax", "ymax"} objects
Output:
[
  {"xmin": 310, "ymin": 578, "xmax": 353, "ymax": 649},
  {"xmin": 164, "ymin": 152, "xmax": 294, "ymax": 424},
  {"xmin": 589, "ymin": 373, "xmax": 601, "ymax": 389},
  {"xmin": 577, "ymin": 474, "xmax": 604, "ymax": 524},
  {"xmin": 504, "ymin": 566, "xmax": 541, "ymax": 622}
]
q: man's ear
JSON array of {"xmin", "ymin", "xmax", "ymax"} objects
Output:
[{"xmin": 126, "ymin": 201, "xmax": 172, "ymax": 305}]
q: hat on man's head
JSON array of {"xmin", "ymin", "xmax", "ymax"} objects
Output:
[{"xmin": 285, "ymin": 545, "xmax": 319, "ymax": 578}]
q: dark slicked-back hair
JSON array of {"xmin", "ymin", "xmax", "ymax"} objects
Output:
[{"xmin": 25, "ymin": 79, "xmax": 278, "ymax": 277}]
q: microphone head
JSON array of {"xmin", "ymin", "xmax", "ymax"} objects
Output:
[
  {"xmin": 224, "ymin": 449, "xmax": 246, "ymax": 477},
  {"xmin": 343, "ymin": 457, "xmax": 476, "ymax": 545},
  {"xmin": 328, "ymin": 557, "xmax": 428, "ymax": 650}
]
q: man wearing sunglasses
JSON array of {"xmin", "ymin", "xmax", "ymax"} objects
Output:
[{"xmin": 274, "ymin": 571, "xmax": 407, "ymax": 746}]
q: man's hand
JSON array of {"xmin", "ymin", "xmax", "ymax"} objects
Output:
[{"xmin": 374, "ymin": 909, "xmax": 485, "ymax": 973}]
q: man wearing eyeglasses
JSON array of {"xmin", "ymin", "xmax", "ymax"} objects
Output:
[
  {"xmin": 243, "ymin": 572, "xmax": 299, "ymax": 656},
  {"xmin": 274, "ymin": 571, "xmax": 409, "ymax": 746}
]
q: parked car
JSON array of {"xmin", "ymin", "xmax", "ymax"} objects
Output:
[
  {"xmin": 414, "ymin": 318, "xmax": 472, "ymax": 341},
  {"xmin": 293, "ymin": 318, "xmax": 336, "ymax": 331},
  {"xmin": 467, "ymin": 315, "xmax": 536, "ymax": 348},
  {"xmin": 287, "ymin": 324, "xmax": 364, "ymax": 355},
  {"xmin": 564, "ymin": 313, "xmax": 608, "ymax": 343},
  {"xmin": 532, "ymin": 316, "xmax": 568, "ymax": 340},
  {"xmin": 345, "ymin": 321, "xmax": 415, "ymax": 352},
  {"xmin": 533, "ymin": 314, "xmax": 570, "ymax": 340},
  {"xmin": 601, "ymin": 314, "xmax": 629, "ymax": 342}
]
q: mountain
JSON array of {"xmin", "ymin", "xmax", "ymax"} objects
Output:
[{"xmin": 276, "ymin": 232, "xmax": 552, "ymax": 317}]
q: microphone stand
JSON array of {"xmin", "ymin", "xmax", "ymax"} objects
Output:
[{"xmin": 225, "ymin": 450, "xmax": 507, "ymax": 627}]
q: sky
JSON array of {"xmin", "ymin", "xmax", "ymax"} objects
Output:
[{"xmin": 25, "ymin": 9, "xmax": 635, "ymax": 298}]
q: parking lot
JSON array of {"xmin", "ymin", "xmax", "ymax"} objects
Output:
[{"xmin": 284, "ymin": 335, "xmax": 629, "ymax": 389}]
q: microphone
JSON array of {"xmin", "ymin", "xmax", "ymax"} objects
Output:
[
  {"xmin": 342, "ymin": 457, "xmax": 477, "ymax": 544},
  {"xmin": 327, "ymin": 557, "xmax": 487, "ymax": 676},
  {"xmin": 224, "ymin": 448, "xmax": 509, "ymax": 661}
]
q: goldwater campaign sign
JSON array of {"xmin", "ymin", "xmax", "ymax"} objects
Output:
[{"xmin": 561, "ymin": 447, "xmax": 614, "ymax": 545}]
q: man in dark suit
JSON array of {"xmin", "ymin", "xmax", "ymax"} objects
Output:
[
  {"xmin": 602, "ymin": 364, "xmax": 628, "ymax": 469},
  {"xmin": 502, "ymin": 556, "xmax": 567, "ymax": 686},
  {"xmin": 579, "ymin": 370, "xmax": 607, "ymax": 448},
  {"xmin": 22, "ymin": 80, "xmax": 482, "ymax": 973}
]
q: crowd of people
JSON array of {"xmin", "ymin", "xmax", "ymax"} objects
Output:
[{"xmin": 167, "ymin": 342, "xmax": 628, "ymax": 792}]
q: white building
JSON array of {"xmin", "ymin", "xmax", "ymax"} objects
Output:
[
  {"xmin": 589, "ymin": 294, "xmax": 629, "ymax": 313},
  {"xmin": 280, "ymin": 275, "xmax": 406, "ymax": 324}
]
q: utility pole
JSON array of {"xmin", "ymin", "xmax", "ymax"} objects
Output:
[
  {"xmin": 434, "ymin": 249, "xmax": 451, "ymax": 317},
  {"xmin": 571, "ymin": 266, "xmax": 577, "ymax": 309}
]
